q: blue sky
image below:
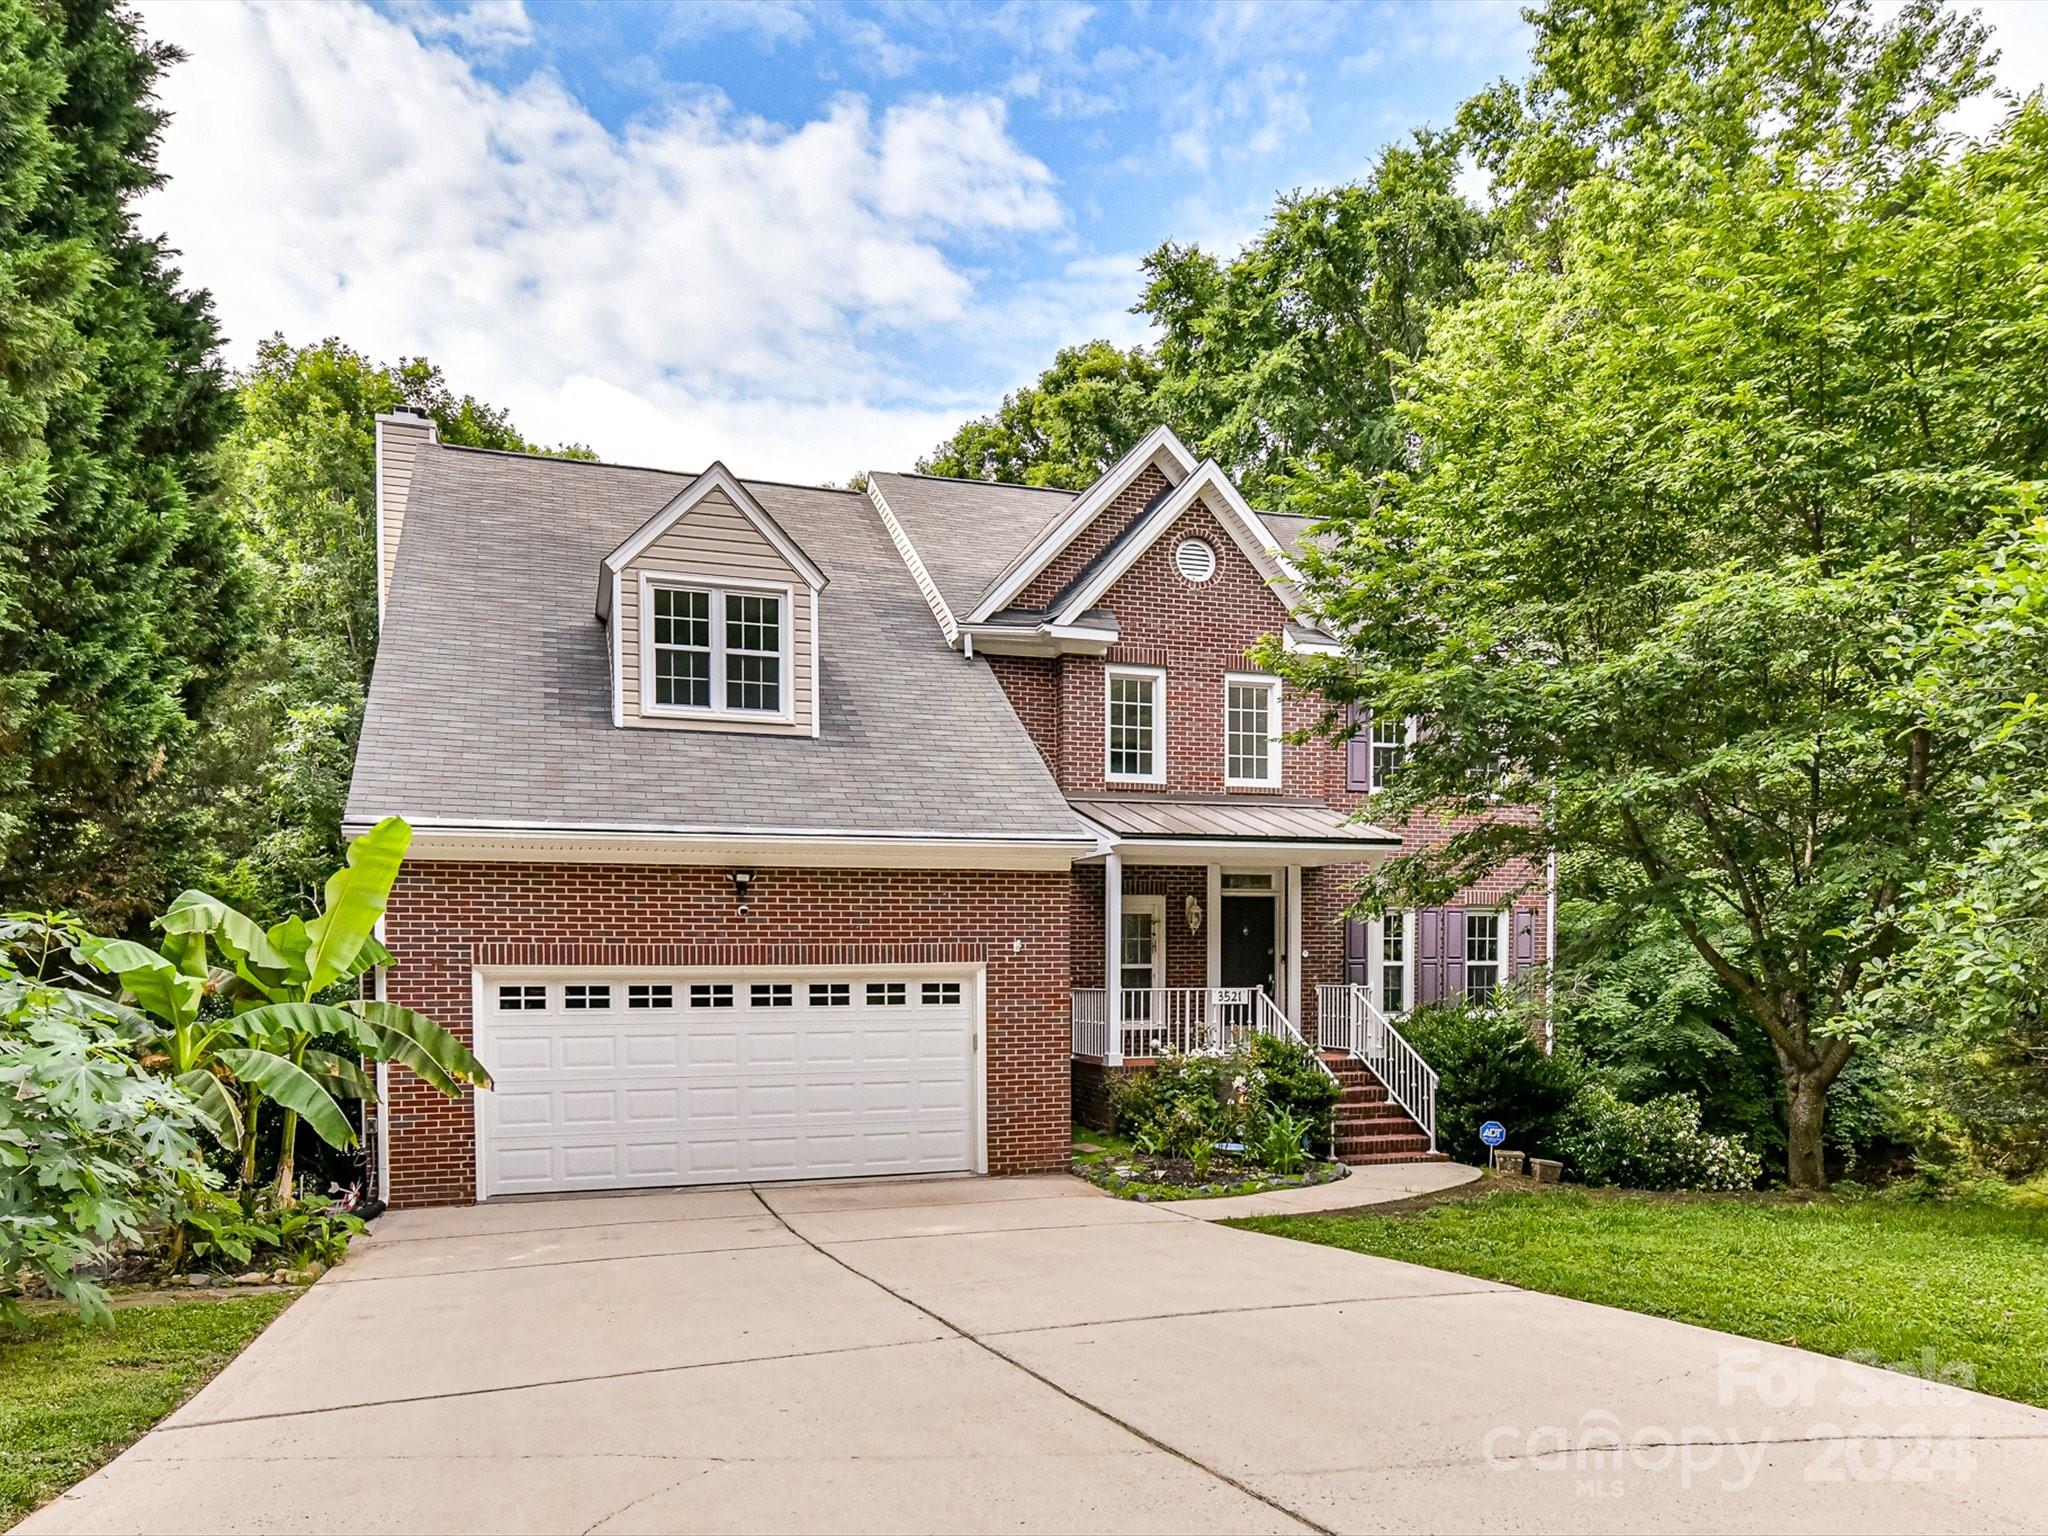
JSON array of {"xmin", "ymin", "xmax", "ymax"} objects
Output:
[{"xmin": 135, "ymin": 0, "xmax": 2045, "ymax": 481}]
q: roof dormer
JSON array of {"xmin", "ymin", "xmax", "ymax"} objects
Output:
[{"xmin": 598, "ymin": 463, "xmax": 828, "ymax": 736}]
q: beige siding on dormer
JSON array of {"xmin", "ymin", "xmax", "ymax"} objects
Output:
[{"xmin": 617, "ymin": 489, "xmax": 816, "ymax": 735}]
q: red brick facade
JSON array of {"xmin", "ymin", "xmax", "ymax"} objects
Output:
[{"xmin": 379, "ymin": 862, "xmax": 1070, "ymax": 1206}]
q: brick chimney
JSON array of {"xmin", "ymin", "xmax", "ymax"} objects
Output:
[{"xmin": 374, "ymin": 405, "xmax": 437, "ymax": 618}]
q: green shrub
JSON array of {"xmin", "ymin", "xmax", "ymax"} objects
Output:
[
  {"xmin": 1248, "ymin": 1106, "xmax": 1317, "ymax": 1174},
  {"xmin": 1556, "ymin": 1084, "xmax": 1762, "ymax": 1191},
  {"xmin": 1400, "ymin": 1001, "xmax": 1582, "ymax": 1160},
  {"xmin": 1244, "ymin": 1034, "xmax": 1340, "ymax": 1154},
  {"xmin": 171, "ymin": 1188, "xmax": 364, "ymax": 1273},
  {"xmin": 0, "ymin": 953, "xmax": 214, "ymax": 1322}
]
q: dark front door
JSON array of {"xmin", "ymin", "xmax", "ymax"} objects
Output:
[{"xmin": 1220, "ymin": 894, "xmax": 1277, "ymax": 997}]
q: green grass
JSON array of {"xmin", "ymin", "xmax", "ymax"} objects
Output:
[
  {"xmin": 1, "ymin": 1291, "xmax": 296, "ymax": 1528},
  {"xmin": 1233, "ymin": 1186, "xmax": 2048, "ymax": 1408}
]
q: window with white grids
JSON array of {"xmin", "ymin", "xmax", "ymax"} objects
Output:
[
  {"xmin": 497, "ymin": 985, "xmax": 546, "ymax": 1011},
  {"xmin": 564, "ymin": 984, "xmax": 611, "ymax": 1010},
  {"xmin": 644, "ymin": 580, "xmax": 787, "ymax": 719},
  {"xmin": 750, "ymin": 983, "xmax": 793, "ymax": 1008},
  {"xmin": 1380, "ymin": 914, "xmax": 1408, "ymax": 1014},
  {"xmin": 1105, "ymin": 667, "xmax": 1164, "ymax": 783},
  {"xmin": 809, "ymin": 982, "xmax": 851, "ymax": 1007},
  {"xmin": 921, "ymin": 982, "xmax": 962, "ymax": 1007},
  {"xmin": 627, "ymin": 983, "xmax": 673, "ymax": 1009},
  {"xmin": 1466, "ymin": 913, "xmax": 1502, "ymax": 1002},
  {"xmin": 1372, "ymin": 715, "xmax": 1411, "ymax": 786},
  {"xmin": 689, "ymin": 983, "xmax": 735, "ymax": 1009},
  {"xmin": 865, "ymin": 982, "xmax": 908, "ymax": 1006},
  {"xmin": 1224, "ymin": 674, "xmax": 1280, "ymax": 786}
]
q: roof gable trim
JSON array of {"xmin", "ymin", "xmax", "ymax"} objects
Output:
[
  {"xmin": 964, "ymin": 424, "xmax": 1198, "ymax": 624},
  {"xmin": 866, "ymin": 477, "xmax": 959, "ymax": 643},
  {"xmin": 599, "ymin": 463, "xmax": 827, "ymax": 617},
  {"xmin": 1048, "ymin": 460, "xmax": 1300, "ymax": 625}
]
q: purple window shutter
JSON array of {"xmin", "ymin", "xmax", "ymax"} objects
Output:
[
  {"xmin": 1344, "ymin": 919, "xmax": 1369, "ymax": 986},
  {"xmin": 1414, "ymin": 908, "xmax": 1441, "ymax": 1006},
  {"xmin": 1345, "ymin": 704, "xmax": 1372, "ymax": 792},
  {"xmin": 1513, "ymin": 907, "xmax": 1537, "ymax": 974},
  {"xmin": 1443, "ymin": 908, "xmax": 1466, "ymax": 1001}
]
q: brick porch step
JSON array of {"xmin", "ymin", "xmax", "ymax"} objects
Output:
[{"xmin": 1322, "ymin": 1050, "xmax": 1440, "ymax": 1166}]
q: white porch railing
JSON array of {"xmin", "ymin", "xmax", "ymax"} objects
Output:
[
  {"xmin": 1317, "ymin": 983, "xmax": 1438, "ymax": 1153},
  {"xmin": 1071, "ymin": 987, "xmax": 1337, "ymax": 1080}
]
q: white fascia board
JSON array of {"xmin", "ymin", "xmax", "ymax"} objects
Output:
[
  {"xmin": 346, "ymin": 818, "xmax": 1097, "ymax": 871},
  {"xmin": 867, "ymin": 478, "xmax": 958, "ymax": 643},
  {"xmin": 1282, "ymin": 628, "xmax": 1344, "ymax": 656},
  {"xmin": 960, "ymin": 620, "xmax": 1119, "ymax": 657},
  {"xmin": 966, "ymin": 425, "xmax": 1198, "ymax": 624},
  {"xmin": 1050, "ymin": 461, "xmax": 1300, "ymax": 626},
  {"xmin": 600, "ymin": 463, "xmax": 828, "ymax": 617},
  {"xmin": 1078, "ymin": 835, "xmax": 1399, "ymax": 868}
]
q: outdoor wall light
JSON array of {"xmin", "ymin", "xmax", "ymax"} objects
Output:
[
  {"xmin": 1186, "ymin": 895, "xmax": 1203, "ymax": 934},
  {"xmin": 728, "ymin": 868, "xmax": 756, "ymax": 914}
]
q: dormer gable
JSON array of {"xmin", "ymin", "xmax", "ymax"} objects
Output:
[{"xmin": 598, "ymin": 463, "xmax": 827, "ymax": 736}]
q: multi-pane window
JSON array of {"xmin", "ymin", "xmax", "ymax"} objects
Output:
[
  {"xmin": 724, "ymin": 594, "xmax": 782, "ymax": 713},
  {"xmin": 1372, "ymin": 716, "xmax": 1410, "ymax": 786},
  {"xmin": 651, "ymin": 587, "xmax": 712, "ymax": 709},
  {"xmin": 564, "ymin": 984, "xmax": 611, "ymax": 1010},
  {"xmin": 689, "ymin": 983, "xmax": 735, "ymax": 1009},
  {"xmin": 497, "ymin": 984, "xmax": 546, "ymax": 1011},
  {"xmin": 865, "ymin": 982, "xmax": 908, "ymax": 1006},
  {"xmin": 809, "ymin": 982, "xmax": 851, "ymax": 1007},
  {"xmin": 1466, "ymin": 912, "xmax": 1502, "ymax": 1002},
  {"xmin": 1106, "ymin": 668, "xmax": 1163, "ymax": 781},
  {"xmin": 1380, "ymin": 914, "xmax": 1407, "ymax": 1015},
  {"xmin": 1225, "ymin": 675, "xmax": 1280, "ymax": 786},
  {"xmin": 627, "ymin": 983, "xmax": 674, "ymax": 1009},
  {"xmin": 750, "ymin": 983, "xmax": 793, "ymax": 1008},
  {"xmin": 646, "ymin": 583, "xmax": 784, "ymax": 716},
  {"xmin": 921, "ymin": 982, "xmax": 962, "ymax": 1007}
]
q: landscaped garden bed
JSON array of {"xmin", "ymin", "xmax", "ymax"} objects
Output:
[
  {"xmin": 1075, "ymin": 1033, "xmax": 1346, "ymax": 1200},
  {"xmin": 1072, "ymin": 1126, "xmax": 1348, "ymax": 1200}
]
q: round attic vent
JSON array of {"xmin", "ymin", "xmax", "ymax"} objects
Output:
[{"xmin": 1175, "ymin": 537, "xmax": 1217, "ymax": 583}]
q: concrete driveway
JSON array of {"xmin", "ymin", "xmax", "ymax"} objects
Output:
[{"xmin": 24, "ymin": 1176, "xmax": 2048, "ymax": 1535}]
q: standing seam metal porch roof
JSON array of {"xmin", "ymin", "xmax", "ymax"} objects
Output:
[
  {"xmin": 1067, "ymin": 794, "xmax": 1397, "ymax": 845},
  {"xmin": 345, "ymin": 446, "xmax": 1092, "ymax": 844}
]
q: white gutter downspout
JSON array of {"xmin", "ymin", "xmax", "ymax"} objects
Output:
[{"xmin": 1544, "ymin": 845, "xmax": 1559, "ymax": 1054}]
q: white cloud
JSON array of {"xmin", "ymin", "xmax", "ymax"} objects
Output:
[
  {"xmin": 137, "ymin": 0, "xmax": 1068, "ymax": 481},
  {"xmin": 397, "ymin": 0, "xmax": 533, "ymax": 54}
]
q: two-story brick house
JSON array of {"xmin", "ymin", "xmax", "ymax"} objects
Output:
[{"xmin": 348, "ymin": 413, "xmax": 1548, "ymax": 1206}]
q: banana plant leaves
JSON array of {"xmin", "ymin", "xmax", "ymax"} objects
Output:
[
  {"xmin": 348, "ymin": 1000, "xmax": 492, "ymax": 1094},
  {"xmin": 214, "ymin": 1048, "xmax": 356, "ymax": 1150},
  {"xmin": 301, "ymin": 817, "xmax": 410, "ymax": 992}
]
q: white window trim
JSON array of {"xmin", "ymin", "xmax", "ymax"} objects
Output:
[
  {"xmin": 1368, "ymin": 713, "xmax": 1418, "ymax": 793},
  {"xmin": 1223, "ymin": 671, "xmax": 1282, "ymax": 788},
  {"xmin": 1104, "ymin": 664, "xmax": 1167, "ymax": 785},
  {"xmin": 1465, "ymin": 909, "xmax": 1504, "ymax": 1001},
  {"xmin": 638, "ymin": 570, "xmax": 796, "ymax": 725},
  {"xmin": 1373, "ymin": 911, "xmax": 1412, "ymax": 1016}
]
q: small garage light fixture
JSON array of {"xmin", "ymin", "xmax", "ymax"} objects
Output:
[{"xmin": 728, "ymin": 868, "xmax": 756, "ymax": 914}]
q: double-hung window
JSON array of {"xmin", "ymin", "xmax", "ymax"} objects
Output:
[
  {"xmin": 1224, "ymin": 674, "xmax": 1281, "ymax": 787},
  {"xmin": 646, "ymin": 580, "xmax": 786, "ymax": 718},
  {"xmin": 1371, "ymin": 715, "xmax": 1412, "ymax": 787},
  {"xmin": 1379, "ymin": 913, "xmax": 1408, "ymax": 1014},
  {"xmin": 1466, "ymin": 912, "xmax": 1502, "ymax": 1002},
  {"xmin": 1105, "ymin": 666, "xmax": 1165, "ymax": 783}
]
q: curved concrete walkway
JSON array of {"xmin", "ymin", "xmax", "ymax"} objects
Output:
[
  {"xmin": 25, "ymin": 1173, "xmax": 2048, "ymax": 1535},
  {"xmin": 1173, "ymin": 1159, "xmax": 1481, "ymax": 1220}
]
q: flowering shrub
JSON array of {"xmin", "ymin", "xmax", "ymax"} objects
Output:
[
  {"xmin": 1557, "ymin": 1084, "xmax": 1762, "ymax": 1191},
  {"xmin": 1112, "ymin": 1035, "xmax": 1337, "ymax": 1165}
]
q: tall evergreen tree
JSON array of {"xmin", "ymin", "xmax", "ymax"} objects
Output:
[{"xmin": 0, "ymin": 0, "xmax": 247, "ymax": 924}]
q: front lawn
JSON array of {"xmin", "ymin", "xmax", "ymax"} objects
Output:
[
  {"xmin": 1233, "ymin": 1185, "xmax": 2048, "ymax": 1408},
  {"xmin": 1, "ymin": 1291, "xmax": 296, "ymax": 1528}
]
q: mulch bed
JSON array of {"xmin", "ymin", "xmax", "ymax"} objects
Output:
[{"xmin": 1077, "ymin": 1155, "xmax": 1350, "ymax": 1201}]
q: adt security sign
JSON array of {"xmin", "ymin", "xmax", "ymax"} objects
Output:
[{"xmin": 1479, "ymin": 1120, "xmax": 1507, "ymax": 1148}]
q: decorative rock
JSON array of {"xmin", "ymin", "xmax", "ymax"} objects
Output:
[
  {"xmin": 1491, "ymin": 1149, "xmax": 1528, "ymax": 1176},
  {"xmin": 233, "ymin": 1272, "xmax": 263, "ymax": 1285},
  {"xmin": 1530, "ymin": 1157, "xmax": 1563, "ymax": 1183}
]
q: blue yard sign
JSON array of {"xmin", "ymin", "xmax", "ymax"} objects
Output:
[{"xmin": 1478, "ymin": 1120, "xmax": 1507, "ymax": 1148}]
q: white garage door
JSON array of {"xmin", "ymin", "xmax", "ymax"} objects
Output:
[{"xmin": 476, "ymin": 972, "xmax": 978, "ymax": 1197}]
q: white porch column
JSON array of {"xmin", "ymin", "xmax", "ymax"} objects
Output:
[
  {"xmin": 1104, "ymin": 851, "xmax": 1124, "ymax": 1066},
  {"xmin": 1285, "ymin": 865, "xmax": 1305, "ymax": 1032},
  {"xmin": 1204, "ymin": 863, "xmax": 1222, "ymax": 992}
]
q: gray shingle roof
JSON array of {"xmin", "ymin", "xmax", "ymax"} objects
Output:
[
  {"xmin": 346, "ymin": 446, "xmax": 1090, "ymax": 843},
  {"xmin": 865, "ymin": 471, "xmax": 1077, "ymax": 617}
]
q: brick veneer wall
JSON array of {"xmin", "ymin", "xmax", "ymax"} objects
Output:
[
  {"xmin": 379, "ymin": 861, "xmax": 1071, "ymax": 1207},
  {"xmin": 1015, "ymin": 464, "xmax": 1174, "ymax": 610}
]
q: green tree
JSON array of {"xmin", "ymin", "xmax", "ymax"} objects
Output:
[
  {"xmin": 1277, "ymin": 7, "xmax": 2043, "ymax": 1188},
  {"xmin": 193, "ymin": 337, "xmax": 585, "ymax": 917},
  {"xmin": 1140, "ymin": 133, "xmax": 1489, "ymax": 499},
  {"xmin": 917, "ymin": 340, "xmax": 1162, "ymax": 490},
  {"xmin": 0, "ymin": 0, "xmax": 248, "ymax": 926}
]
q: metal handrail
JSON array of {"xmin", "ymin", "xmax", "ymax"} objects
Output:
[{"xmin": 1316, "ymin": 983, "xmax": 1439, "ymax": 1153}]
